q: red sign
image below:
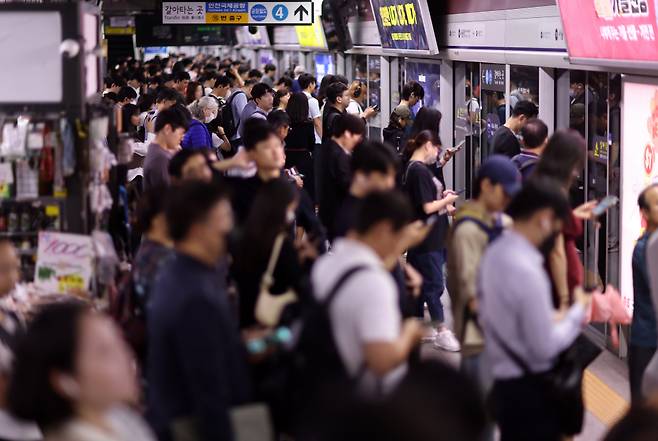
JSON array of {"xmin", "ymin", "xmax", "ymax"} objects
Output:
[{"xmin": 558, "ymin": 0, "xmax": 658, "ymax": 62}]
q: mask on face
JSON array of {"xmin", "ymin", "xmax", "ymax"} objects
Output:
[{"xmin": 204, "ymin": 112, "xmax": 217, "ymax": 124}]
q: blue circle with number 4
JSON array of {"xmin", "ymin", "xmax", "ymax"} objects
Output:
[
  {"xmin": 250, "ymin": 4, "xmax": 268, "ymax": 21},
  {"xmin": 272, "ymin": 4, "xmax": 288, "ymax": 21}
]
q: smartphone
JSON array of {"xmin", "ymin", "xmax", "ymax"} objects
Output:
[
  {"xmin": 592, "ymin": 195, "xmax": 619, "ymax": 218},
  {"xmin": 447, "ymin": 140, "xmax": 466, "ymax": 153},
  {"xmin": 372, "ymin": 104, "xmax": 380, "ymax": 112},
  {"xmin": 455, "ymin": 189, "xmax": 466, "ymax": 195}
]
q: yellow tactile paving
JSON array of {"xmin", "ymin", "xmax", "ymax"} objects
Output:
[{"xmin": 582, "ymin": 369, "xmax": 629, "ymax": 428}]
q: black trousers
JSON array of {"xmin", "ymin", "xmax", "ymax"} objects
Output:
[
  {"xmin": 491, "ymin": 376, "xmax": 562, "ymax": 441},
  {"xmin": 629, "ymin": 344, "xmax": 657, "ymax": 404}
]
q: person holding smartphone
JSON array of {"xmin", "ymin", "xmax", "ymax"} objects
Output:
[{"xmin": 403, "ymin": 130, "xmax": 460, "ymax": 352}]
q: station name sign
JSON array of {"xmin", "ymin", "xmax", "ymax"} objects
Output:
[
  {"xmin": 370, "ymin": 0, "xmax": 433, "ymax": 52},
  {"xmin": 162, "ymin": 1, "xmax": 314, "ymax": 25}
]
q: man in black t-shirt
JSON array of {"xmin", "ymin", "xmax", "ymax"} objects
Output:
[
  {"xmin": 318, "ymin": 114, "xmax": 365, "ymax": 241},
  {"xmin": 491, "ymin": 100, "xmax": 538, "ymax": 158},
  {"xmin": 322, "ymin": 82, "xmax": 351, "ymax": 144}
]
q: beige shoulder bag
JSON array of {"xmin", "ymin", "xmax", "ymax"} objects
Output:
[{"xmin": 254, "ymin": 234, "xmax": 298, "ymax": 327}]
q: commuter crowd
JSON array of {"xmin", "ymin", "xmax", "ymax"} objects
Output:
[{"xmin": 0, "ymin": 53, "xmax": 655, "ymax": 441}]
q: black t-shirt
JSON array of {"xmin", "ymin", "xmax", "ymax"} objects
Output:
[
  {"xmin": 322, "ymin": 106, "xmax": 345, "ymax": 144},
  {"xmin": 333, "ymin": 193, "xmax": 359, "ymax": 240},
  {"xmin": 491, "ymin": 126, "xmax": 521, "ymax": 158},
  {"xmin": 286, "ymin": 120, "xmax": 315, "ymax": 152},
  {"xmin": 404, "ymin": 161, "xmax": 448, "ymax": 252},
  {"xmin": 318, "ymin": 140, "xmax": 352, "ymax": 240}
]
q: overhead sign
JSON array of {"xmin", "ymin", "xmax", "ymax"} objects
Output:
[
  {"xmin": 162, "ymin": 1, "xmax": 314, "ymax": 25},
  {"xmin": 480, "ymin": 63, "xmax": 506, "ymax": 92},
  {"xmin": 620, "ymin": 76, "xmax": 658, "ymax": 315},
  {"xmin": 370, "ymin": 0, "xmax": 438, "ymax": 53},
  {"xmin": 295, "ymin": 20, "xmax": 327, "ymax": 48},
  {"xmin": 557, "ymin": 0, "xmax": 658, "ymax": 65}
]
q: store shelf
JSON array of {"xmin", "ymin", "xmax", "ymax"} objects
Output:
[{"xmin": 0, "ymin": 231, "xmax": 38, "ymax": 237}]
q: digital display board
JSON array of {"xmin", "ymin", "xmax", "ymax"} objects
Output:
[
  {"xmin": 314, "ymin": 53, "xmax": 335, "ymax": 84},
  {"xmin": 558, "ymin": 0, "xmax": 658, "ymax": 66},
  {"xmin": 135, "ymin": 14, "xmax": 236, "ymax": 47},
  {"xmin": 369, "ymin": 0, "xmax": 438, "ymax": 53},
  {"xmin": 480, "ymin": 64, "xmax": 506, "ymax": 93},
  {"xmin": 620, "ymin": 76, "xmax": 658, "ymax": 315}
]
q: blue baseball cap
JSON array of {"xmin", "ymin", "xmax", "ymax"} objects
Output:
[{"xmin": 477, "ymin": 155, "xmax": 522, "ymax": 197}]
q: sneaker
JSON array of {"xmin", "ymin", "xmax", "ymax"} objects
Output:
[
  {"xmin": 422, "ymin": 327, "xmax": 439, "ymax": 342},
  {"xmin": 433, "ymin": 328, "xmax": 461, "ymax": 352}
]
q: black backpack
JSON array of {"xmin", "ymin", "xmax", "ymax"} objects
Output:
[
  {"xmin": 259, "ymin": 265, "xmax": 367, "ymax": 433},
  {"xmin": 221, "ymin": 90, "xmax": 245, "ymax": 140}
]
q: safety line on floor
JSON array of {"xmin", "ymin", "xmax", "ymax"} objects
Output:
[{"xmin": 582, "ymin": 369, "xmax": 629, "ymax": 428}]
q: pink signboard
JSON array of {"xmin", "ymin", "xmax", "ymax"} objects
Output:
[{"xmin": 558, "ymin": 0, "xmax": 658, "ymax": 63}]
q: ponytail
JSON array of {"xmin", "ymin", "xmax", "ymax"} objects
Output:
[{"xmin": 404, "ymin": 130, "xmax": 441, "ymax": 161}]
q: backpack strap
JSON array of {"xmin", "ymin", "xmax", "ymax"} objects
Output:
[{"xmin": 323, "ymin": 265, "xmax": 368, "ymax": 309}]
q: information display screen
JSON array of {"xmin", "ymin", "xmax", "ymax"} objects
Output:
[
  {"xmin": 620, "ymin": 76, "xmax": 658, "ymax": 314},
  {"xmin": 370, "ymin": 0, "xmax": 437, "ymax": 53},
  {"xmin": 558, "ymin": 0, "xmax": 658, "ymax": 65},
  {"xmin": 135, "ymin": 14, "xmax": 236, "ymax": 47},
  {"xmin": 314, "ymin": 53, "xmax": 335, "ymax": 84}
]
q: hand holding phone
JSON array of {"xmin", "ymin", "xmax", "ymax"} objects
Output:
[
  {"xmin": 591, "ymin": 196, "xmax": 619, "ymax": 218},
  {"xmin": 447, "ymin": 140, "xmax": 466, "ymax": 153}
]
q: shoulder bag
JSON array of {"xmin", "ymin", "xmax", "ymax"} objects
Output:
[{"xmin": 254, "ymin": 234, "xmax": 298, "ymax": 327}]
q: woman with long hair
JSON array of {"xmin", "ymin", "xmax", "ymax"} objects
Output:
[
  {"xmin": 232, "ymin": 179, "xmax": 310, "ymax": 328},
  {"xmin": 403, "ymin": 130, "xmax": 460, "ymax": 352},
  {"xmin": 185, "ymin": 81, "xmax": 204, "ymax": 105},
  {"xmin": 532, "ymin": 129, "xmax": 595, "ymax": 309},
  {"xmin": 285, "ymin": 92, "xmax": 316, "ymax": 200},
  {"xmin": 273, "ymin": 90, "xmax": 291, "ymax": 112},
  {"xmin": 8, "ymin": 301, "xmax": 155, "ymax": 441}
]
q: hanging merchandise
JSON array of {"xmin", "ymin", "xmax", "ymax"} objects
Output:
[
  {"xmin": 59, "ymin": 118, "xmax": 76, "ymax": 178},
  {"xmin": 0, "ymin": 117, "xmax": 29, "ymax": 157},
  {"xmin": 15, "ymin": 159, "xmax": 39, "ymax": 200},
  {"xmin": 0, "ymin": 163, "xmax": 14, "ymax": 199}
]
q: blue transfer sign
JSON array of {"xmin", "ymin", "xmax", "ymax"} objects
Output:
[
  {"xmin": 272, "ymin": 4, "xmax": 288, "ymax": 21},
  {"xmin": 250, "ymin": 4, "xmax": 268, "ymax": 21}
]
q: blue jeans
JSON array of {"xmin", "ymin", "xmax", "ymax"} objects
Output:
[{"xmin": 407, "ymin": 249, "xmax": 445, "ymax": 323}]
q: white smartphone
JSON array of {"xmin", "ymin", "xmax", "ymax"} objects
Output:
[
  {"xmin": 591, "ymin": 196, "xmax": 619, "ymax": 218},
  {"xmin": 447, "ymin": 140, "xmax": 466, "ymax": 153}
]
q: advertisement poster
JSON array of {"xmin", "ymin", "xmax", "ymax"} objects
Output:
[
  {"xmin": 621, "ymin": 77, "xmax": 658, "ymax": 314},
  {"xmin": 314, "ymin": 53, "xmax": 335, "ymax": 84},
  {"xmin": 558, "ymin": 0, "xmax": 658, "ymax": 63},
  {"xmin": 295, "ymin": 21, "xmax": 327, "ymax": 49},
  {"xmin": 35, "ymin": 232, "xmax": 94, "ymax": 294},
  {"xmin": 370, "ymin": 0, "xmax": 431, "ymax": 51}
]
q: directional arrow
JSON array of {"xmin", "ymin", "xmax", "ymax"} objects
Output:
[{"xmin": 294, "ymin": 4, "xmax": 309, "ymax": 21}]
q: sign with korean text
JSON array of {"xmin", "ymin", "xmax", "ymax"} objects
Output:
[
  {"xmin": 35, "ymin": 232, "xmax": 94, "ymax": 295},
  {"xmin": 370, "ymin": 0, "xmax": 436, "ymax": 52},
  {"xmin": 558, "ymin": 0, "xmax": 658, "ymax": 63},
  {"xmin": 620, "ymin": 76, "xmax": 658, "ymax": 315},
  {"xmin": 480, "ymin": 64, "xmax": 506, "ymax": 92},
  {"xmin": 162, "ymin": 1, "xmax": 314, "ymax": 25}
]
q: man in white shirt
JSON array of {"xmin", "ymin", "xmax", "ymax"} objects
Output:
[
  {"xmin": 312, "ymin": 191, "xmax": 425, "ymax": 395},
  {"xmin": 299, "ymin": 73, "xmax": 322, "ymax": 145}
]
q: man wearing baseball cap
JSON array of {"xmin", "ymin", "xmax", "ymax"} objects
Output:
[
  {"xmin": 238, "ymin": 82, "xmax": 274, "ymax": 139},
  {"xmin": 446, "ymin": 155, "xmax": 521, "ymax": 400},
  {"xmin": 383, "ymin": 106, "xmax": 413, "ymax": 155}
]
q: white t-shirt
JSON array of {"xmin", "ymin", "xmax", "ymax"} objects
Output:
[
  {"xmin": 304, "ymin": 91, "xmax": 322, "ymax": 144},
  {"xmin": 346, "ymin": 99, "xmax": 363, "ymax": 116},
  {"xmin": 311, "ymin": 239, "xmax": 405, "ymax": 396}
]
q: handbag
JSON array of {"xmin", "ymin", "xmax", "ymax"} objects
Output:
[
  {"xmin": 488, "ymin": 326, "xmax": 601, "ymax": 435},
  {"xmin": 254, "ymin": 234, "xmax": 298, "ymax": 327}
]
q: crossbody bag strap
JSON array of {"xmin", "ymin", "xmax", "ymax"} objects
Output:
[
  {"xmin": 486, "ymin": 322, "xmax": 532, "ymax": 375},
  {"xmin": 260, "ymin": 234, "xmax": 286, "ymax": 291}
]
